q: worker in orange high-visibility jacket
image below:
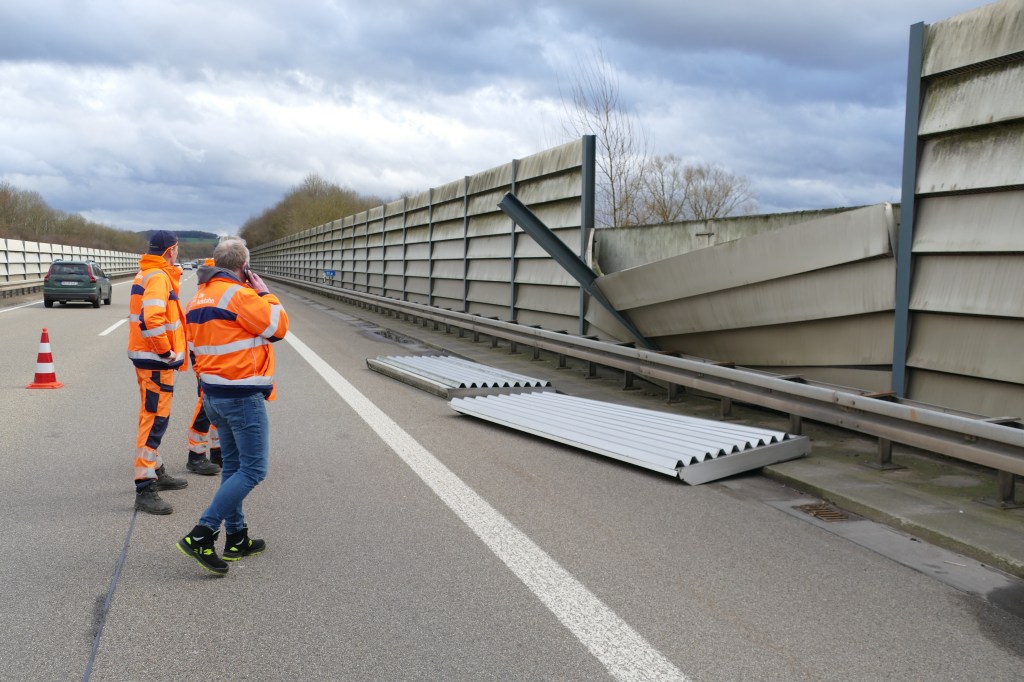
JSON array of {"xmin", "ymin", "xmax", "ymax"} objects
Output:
[
  {"xmin": 127, "ymin": 230, "xmax": 190, "ymax": 515},
  {"xmin": 177, "ymin": 238, "xmax": 289, "ymax": 574}
]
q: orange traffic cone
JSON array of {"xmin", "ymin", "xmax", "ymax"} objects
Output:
[{"xmin": 27, "ymin": 328, "xmax": 64, "ymax": 389}]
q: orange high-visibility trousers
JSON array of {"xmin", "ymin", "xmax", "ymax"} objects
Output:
[
  {"xmin": 134, "ymin": 368, "xmax": 176, "ymax": 481},
  {"xmin": 187, "ymin": 389, "xmax": 220, "ymax": 456}
]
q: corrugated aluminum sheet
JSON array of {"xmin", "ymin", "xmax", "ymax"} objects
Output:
[
  {"xmin": 449, "ymin": 392, "xmax": 810, "ymax": 485},
  {"xmin": 367, "ymin": 354, "xmax": 552, "ymax": 399}
]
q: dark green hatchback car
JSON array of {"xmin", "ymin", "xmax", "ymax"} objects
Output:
[{"xmin": 43, "ymin": 260, "xmax": 112, "ymax": 308}]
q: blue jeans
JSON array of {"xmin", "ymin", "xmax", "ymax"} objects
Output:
[{"xmin": 199, "ymin": 393, "xmax": 269, "ymax": 535}]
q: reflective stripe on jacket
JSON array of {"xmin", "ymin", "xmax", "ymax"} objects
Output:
[
  {"xmin": 185, "ymin": 271, "xmax": 288, "ymax": 400},
  {"xmin": 127, "ymin": 254, "xmax": 186, "ymax": 370}
]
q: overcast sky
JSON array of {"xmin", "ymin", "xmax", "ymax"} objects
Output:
[{"xmin": 0, "ymin": 0, "xmax": 987, "ymax": 235}]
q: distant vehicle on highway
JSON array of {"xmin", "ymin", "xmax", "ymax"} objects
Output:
[
  {"xmin": 182, "ymin": 262, "xmax": 193, "ymax": 270},
  {"xmin": 43, "ymin": 260, "xmax": 112, "ymax": 308}
]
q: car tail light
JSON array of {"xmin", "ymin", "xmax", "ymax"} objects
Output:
[
  {"xmin": 44, "ymin": 268, "xmax": 52, "ymax": 282},
  {"xmin": 88, "ymin": 270, "xmax": 97, "ymax": 283}
]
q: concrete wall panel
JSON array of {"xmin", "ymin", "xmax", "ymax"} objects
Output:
[
  {"xmin": 598, "ymin": 204, "xmax": 894, "ymax": 310},
  {"xmin": 916, "ymin": 123, "xmax": 1024, "ymax": 194},
  {"xmin": 911, "ymin": 254, "xmax": 1024, "ymax": 317},
  {"xmin": 626, "ymin": 259, "xmax": 895, "ymax": 335},
  {"xmin": 922, "ymin": 0, "xmax": 1024, "ymax": 76},
  {"xmin": 907, "ymin": 312, "xmax": 1024, "ymax": 383}
]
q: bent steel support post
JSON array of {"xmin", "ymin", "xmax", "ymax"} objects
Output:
[{"xmin": 497, "ymin": 192, "xmax": 657, "ymax": 351}]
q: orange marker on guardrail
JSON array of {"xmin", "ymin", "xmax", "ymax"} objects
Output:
[{"xmin": 27, "ymin": 328, "xmax": 64, "ymax": 389}]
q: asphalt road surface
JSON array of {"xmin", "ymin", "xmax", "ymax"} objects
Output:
[{"xmin": 1, "ymin": 275, "xmax": 1022, "ymax": 681}]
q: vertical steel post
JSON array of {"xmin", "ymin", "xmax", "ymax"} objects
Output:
[
  {"xmin": 401, "ymin": 196, "xmax": 408, "ymax": 301},
  {"xmin": 509, "ymin": 159, "xmax": 519, "ymax": 321},
  {"xmin": 428, "ymin": 188, "xmax": 434, "ymax": 308},
  {"xmin": 892, "ymin": 22, "xmax": 925, "ymax": 398},
  {"xmin": 462, "ymin": 177, "xmax": 470, "ymax": 313},
  {"xmin": 580, "ymin": 135, "xmax": 596, "ymax": 336}
]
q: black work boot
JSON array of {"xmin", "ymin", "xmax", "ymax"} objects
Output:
[
  {"xmin": 135, "ymin": 483, "xmax": 172, "ymax": 515},
  {"xmin": 186, "ymin": 455, "xmax": 221, "ymax": 476},
  {"xmin": 154, "ymin": 465, "xmax": 188, "ymax": 490},
  {"xmin": 176, "ymin": 525, "xmax": 228, "ymax": 575},
  {"xmin": 223, "ymin": 526, "xmax": 266, "ymax": 561},
  {"xmin": 209, "ymin": 447, "xmax": 222, "ymax": 467}
]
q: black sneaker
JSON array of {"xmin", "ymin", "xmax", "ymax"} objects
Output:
[
  {"xmin": 223, "ymin": 526, "xmax": 266, "ymax": 562},
  {"xmin": 154, "ymin": 465, "xmax": 188, "ymax": 490},
  {"xmin": 135, "ymin": 485, "xmax": 172, "ymax": 515},
  {"xmin": 176, "ymin": 525, "xmax": 228, "ymax": 575},
  {"xmin": 186, "ymin": 456, "xmax": 221, "ymax": 476},
  {"xmin": 209, "ymin": 448, "xmax": 222, "ymax": 466}
]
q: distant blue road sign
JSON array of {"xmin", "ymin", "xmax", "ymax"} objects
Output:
[{"xmin": 324, "ymin": 270, "xmax": 336, "ymax": 278}]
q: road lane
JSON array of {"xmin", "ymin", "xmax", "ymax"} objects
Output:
[{"xmin": 1, "ymin": 282, "xmax": 1022, "ymax": 681}]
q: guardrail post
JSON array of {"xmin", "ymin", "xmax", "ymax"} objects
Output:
[
  {"xmin": 720, "ymin": 397, "xmax": 733, "ymax": 418},
  {"xmin": 863, "ymin": 438, "xmax": 903, "ymax": 471},
  {"xmin": 980, "ymin": 472, "xmax": 1023, "ymax": 509},
  {"xmin": 622, "ymin": 370, "xmax": 639, "ymax": 391},
  {"xmin": 789, "ymin": 414, "xmax": 803, "ymax": 435}
]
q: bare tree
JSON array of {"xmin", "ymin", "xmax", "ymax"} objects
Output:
[
  {"xmin": 560, "ymin": 49, "xmax": 650, "ymax": 227},
  {"xmin": 640, "ymin": 154, "xmax": 688, "ymax": 223},
  {"xmin": 682, "ymin": 162, "xmax": 757, "ymax": 221},
  {"xmin": 639, "ymin": 156, "xmax": 758, "ymax": 223}
]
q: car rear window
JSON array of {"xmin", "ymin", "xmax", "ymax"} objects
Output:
[{"xmin": 52, "ymin": 263, "xmax": 88, "ymax": 275}]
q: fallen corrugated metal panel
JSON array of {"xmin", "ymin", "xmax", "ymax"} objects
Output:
[
  {"xmin": 367, "ymin": 354, "xmax": 553, "ymax": 399},
  {"xmin": 916, "ymin": 124, "xmax": 1024, "ymax": 194},
  {"xmin": 449, "ymin": 392, "xmax": 810, "ymax": 485},
  {"xmin": 911, "ymin": 254, "xmax": 1024, "ymax": 318},
  {"xmin": 914, "ymin": 192, "xmax": 1024, "ymax": 252},
  {"xmin": 595, "ymin": 203, "xmax": 894, "ymax": 310},
  {"xmin": 919, "ymin": 61, "xmax": 1024, "ymax": 135},
  {"xmin": 922, "ymin": 1, "xmax": 1024, "ymax": 77}
]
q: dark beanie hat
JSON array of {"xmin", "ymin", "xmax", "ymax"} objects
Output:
[{"xmin": 147, "ymin": 230, "xmax": 179, "ymax": 255}]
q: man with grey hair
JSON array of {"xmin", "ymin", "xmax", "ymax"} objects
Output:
[{"xmin": 177, "ymin": 237, "xmax": 290, "ymax": 575}]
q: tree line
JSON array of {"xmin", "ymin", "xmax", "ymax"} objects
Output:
[
  {"xmin": 238, "ymin": 175, "xmax": 383, "ymax": 247},
  {"xmin": 0, "ymin": 182, "xmax": 148, "ymax": 253}
]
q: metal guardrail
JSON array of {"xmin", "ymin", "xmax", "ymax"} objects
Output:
[
  {"xmin": 0, "ymin": 279, "xmax": 44, "ymax": 298},
  {"xmin": 268, "ymin": 275, "xmax": 1024, "ymax": 503}
]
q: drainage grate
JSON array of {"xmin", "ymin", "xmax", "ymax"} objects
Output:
[{"xmin": 796, "ymin": 502, "xmax": 850, "ymax": 522}]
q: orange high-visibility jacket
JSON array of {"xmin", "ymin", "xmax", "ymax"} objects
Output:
[
  {"xmin": 185, "ymin": 269, "xmax": 289, "ymax": 400},
  {"xmin": 127, "ymin": 254, "xmax": 187, "ymax": 370}
]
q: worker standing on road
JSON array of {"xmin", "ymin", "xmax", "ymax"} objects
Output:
[
  {"xmin": 177, "ymin": 237, "xmax": 289, "ymax": 575},
  {"xmin": 127, "ymin": 230, "xmax": 189, "ymax": 515},
  {"xmin": 185, "ymin": 258, "xmax": 222, "ymax": 474}
]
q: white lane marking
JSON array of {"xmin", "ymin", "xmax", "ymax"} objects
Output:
[
  {"xmin": 285, "ymin": 332, "xmax": 688, "ymax": 682},
  {"xmin": 99, "ymin": 318, "xmax": 128, "ymax": 336},
  {"xmin": 0, "ymin": 301, "xmax": 41, "ymax": 313}
]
